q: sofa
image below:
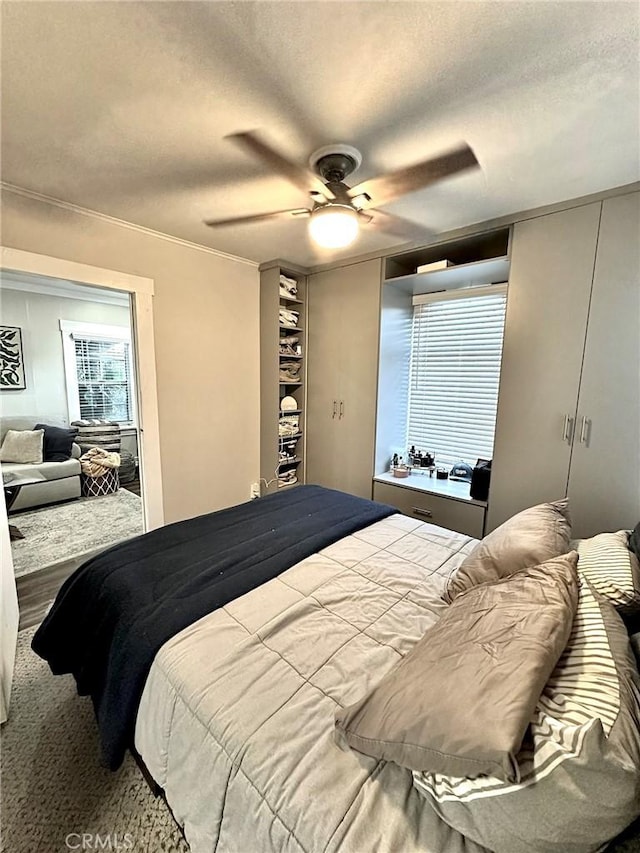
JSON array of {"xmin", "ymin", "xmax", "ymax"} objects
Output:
[{"xmin": 1, "ymin": 417, "xmax": 82, "ymax": 512}]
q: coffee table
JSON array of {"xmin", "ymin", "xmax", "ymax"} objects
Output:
[{"xmin": 3, "ymin": 474, "xmax": 46, "ymax": 541}]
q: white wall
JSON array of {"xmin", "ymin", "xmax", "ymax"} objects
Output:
[
  {"xmin": 0, "ymin": 188, "xmax": 260, "ymax": 524},
  {"xmin": 0, "ymin": 285, "xmax": 130, "ymax": 423}
]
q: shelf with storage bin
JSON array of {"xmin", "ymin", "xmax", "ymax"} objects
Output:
[{"xmin": 260, "ymin": 260, "xmax": 308, "ymax": 494}]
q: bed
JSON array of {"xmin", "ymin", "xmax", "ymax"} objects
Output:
[{"xmin": 33, "ymin": 485, "xmax": 640, "ymax": 853}]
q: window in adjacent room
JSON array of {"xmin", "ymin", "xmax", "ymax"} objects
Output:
[
  {"xmin": 60, "ymin": 320, "xmax": 136, "ymax": 425},
  {"xmin": 407, "ymin": 284, "xmax": 507, "ymax": 468}
]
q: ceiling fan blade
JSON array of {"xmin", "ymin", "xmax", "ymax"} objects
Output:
[
  {"xmin": 363, "ymin": 208, "xmax": 436, "ymax": 242},
  {"xmin": 349, "ymin": 144, "xmax": 479, "ymax": 208},
  {"xmin": 227, "ymin": 131, "xmax": 335, "ymax": 201},
  {"xmin": 204, "ymin": 208, "xmax": 310, "ymax": 228}
]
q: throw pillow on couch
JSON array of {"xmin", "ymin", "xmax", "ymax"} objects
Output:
[
  {"xmin": 0, "ymin": 429, "xmax": 44, "ymax": 464},
  {"xmin": 35, "ymin": 423, "xmax": 78, "ymax": 463}
]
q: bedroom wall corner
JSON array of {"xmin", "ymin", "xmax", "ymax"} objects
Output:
[{"xmin": 0, "ymin": 188, "xmax": 261, "ymax": 523}]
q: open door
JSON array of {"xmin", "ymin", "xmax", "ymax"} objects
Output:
[{"xmin": 0, "ymin": 483, "xmax": 19, "ymax": 723}]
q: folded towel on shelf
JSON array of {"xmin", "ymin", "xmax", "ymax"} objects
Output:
[
  {"xmin": 279, "ymin": 415, "xmax": 300, "ymax": 436},
  {"xmin": 279, "ymin": 361, "xmax": 302, "ymax": 382},
  {"xmin": 279, "ymin": 308, "xmax": 299, "ymax": 328},
  {"xmin": 279, "ymin": 274, "xmax": 298, "ymax": 299}
]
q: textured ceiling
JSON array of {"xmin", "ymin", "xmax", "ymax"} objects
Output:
[{"xmin": 1, "ymin": 1, "xmax": 638, "ymax": 267}]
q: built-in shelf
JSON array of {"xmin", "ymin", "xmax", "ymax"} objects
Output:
[
  {"xmin": 261, "ymin": 261, "xmax": 307, "ymax": 494},
  {"xmin": 386, "ymin": 256, "xmax": 510, "ymax": 295},
  {"xmin": 278, "ymin": 457, "xmax": 302, "ymax": 467}
]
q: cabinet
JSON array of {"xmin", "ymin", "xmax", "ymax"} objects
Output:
[
  {"xmin": 566, "ymin": 193, "xmax": 640, "ymax": 536},
  {"xmin": 373, "ymin": 477, "xmax": 486, "ymax": 538},
  {"xmin": 488, "ymin": 193, "xmax": 640, "ymax": 537},
  {"xmin": 306, "ymin": 259, "xmax": 383, "ymax": 499},
  {"xmin": 259, "ymin": 262, "xmax": 307, "ymax": 493}
]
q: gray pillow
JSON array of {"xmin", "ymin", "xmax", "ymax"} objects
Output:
[
  {"xmin": 335, "ymin": 552, "xmax": 579, "ymax": 781},
  {"xmin": 0, "ymin": 428, "xmax": 44, "ymax": 464},
  {"xmin": 414, "ymin": 578, "xmax": 640, "ymax": 853},
  {"xmin": 444, "ymin": 498, "xmax": 572, "ymax": 603}
]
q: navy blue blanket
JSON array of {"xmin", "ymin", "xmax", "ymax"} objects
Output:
[{"xmin": 32, "ymin": 485, "xmax": 395, "ymax": 769}]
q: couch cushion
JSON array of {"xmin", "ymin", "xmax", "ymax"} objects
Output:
[{"xmin": 1, "ymin": 458, "xmax": 81, "ymax": 482}]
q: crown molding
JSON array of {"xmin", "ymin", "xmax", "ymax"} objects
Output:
[{"xmin": 0, "ymin": 182, "xmax": 259, "ymax": 268}]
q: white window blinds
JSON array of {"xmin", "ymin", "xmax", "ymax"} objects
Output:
[
  {"xmin": 74, "ymin": 337, "xmax": 133, "ymax": 423},
  {"xmin": 407, "ymin": 285, "xmax": 507, "ymax": 467}
]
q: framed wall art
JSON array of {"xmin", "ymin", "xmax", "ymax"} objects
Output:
[{"xmin": 0, "ymin": 325, "xmax": 26, "ymax": 390}]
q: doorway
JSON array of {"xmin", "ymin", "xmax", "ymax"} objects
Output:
[{"xmin": 0, "ymin": 247, "xmax": 164, "ymax": 720}]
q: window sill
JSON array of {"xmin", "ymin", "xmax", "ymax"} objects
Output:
[{"xmin": 373, "ymin": 471, "xmax": 488, "ymax": 508}]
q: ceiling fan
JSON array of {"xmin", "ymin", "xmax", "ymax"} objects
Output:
[{"xmin": 204, "ymin": 131, "xmax": 480, "ymax": 249}]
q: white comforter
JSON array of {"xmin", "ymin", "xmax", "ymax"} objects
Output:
[{"xmin": 135, "ymin": 514, "xmax": 488, "ymax": 853}]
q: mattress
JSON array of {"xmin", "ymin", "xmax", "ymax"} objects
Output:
[{"xmin": 135, "ymin": 514, "xmax": 488, "ymax": 853}]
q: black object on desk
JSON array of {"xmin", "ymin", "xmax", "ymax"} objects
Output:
[{"xmin": 470, "ymin": 459, "xmax": 492, "ymax": 501}]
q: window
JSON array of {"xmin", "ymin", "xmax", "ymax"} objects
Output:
[
  {"xmin": 61, "ymin": 321, "xmax": 136, "ymax": 425},
  {"xmin": 407, "ymin": 284, "xmax": 507, "ymax": 467}
]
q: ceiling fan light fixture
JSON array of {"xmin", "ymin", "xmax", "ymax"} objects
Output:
[{"xmin": 308, "ymin": 205, "xmax": 359, "ymax": 249}]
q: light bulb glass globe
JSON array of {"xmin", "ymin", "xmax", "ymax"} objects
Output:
[{"xmin": 308, "ymin": 205, "xmax": 359, "ymax": 249}]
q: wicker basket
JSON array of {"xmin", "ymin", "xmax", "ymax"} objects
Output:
[{"xmin": 81, "ymin": 468, "xmax": 120, "ymax": 498}]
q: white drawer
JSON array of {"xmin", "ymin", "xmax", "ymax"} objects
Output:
[{"xmin": 373, "ymin": 481, "xmax": 485, "ymax": 538}]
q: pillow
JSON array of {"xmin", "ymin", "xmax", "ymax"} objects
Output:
[
  {"xmin": 335, "ymin": 552, "xmax": 579, "ymax": 781},
  {"xmin": 576, "ymin": 530, "xmax": 640, "ymax": 613},
  {"xmin": 34, "ymin": 423, "xmax": 78, "ymax": 463},
  {"xmin": 0, "ymin": 429, "xmax": 44, "ymax": 464},
  {"xmin": 413, "ymin": 578, "xmax": 640, "ymax": 853},
  {"xmin": 444, "ymin": 498, "xmax": 571, "ymax": 603}
]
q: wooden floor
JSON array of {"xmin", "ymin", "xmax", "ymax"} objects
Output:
[
  {"xmin": 15, "ymin": 475, "xmax": 142, "ymax": 630},
  {"xmin": 16, "ymin": 551, "xmax": 104, "ymax": 630}
]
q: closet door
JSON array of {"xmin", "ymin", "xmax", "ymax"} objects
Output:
[
  {"xmin": 567, "ymin": 192, "xmax": 640, "ymax": 538},
  {"xmin": 334, "ymin": 259, "xmax": 382, "ymax": 498},
  {"xmin": 487, "ymin": 203, "xmax": 601, "ymax": 531},
  {"xmin": 306, "ymin": 267, "xmax": 346, "ymax": 489},
  {"xmin": 307, "ymin": 259, "xmax": 382, "ymax": 497}
]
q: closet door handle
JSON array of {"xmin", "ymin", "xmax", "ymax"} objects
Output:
[
  {"xmin": 579, "ymin": 416, "xmax": 591, "ymax": 445},
  {"xmin": 561, "ymin": 414, "xmax": 574, "ymax": 444},
  {"xmin": 339, "ymin": 400, "xmax": 344, "ymax": 419},
  {"xmin": 332, "ymin": 400, "xmax": 337, "ymax": 419}
]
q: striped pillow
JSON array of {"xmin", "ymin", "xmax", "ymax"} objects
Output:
[
  {"xmin": 413, "ymin": 578, "xmax": 640, "ymax": 853},
  {"xmin": 576, "ymin": 531, "xmax": 640, "ymax": 612}
]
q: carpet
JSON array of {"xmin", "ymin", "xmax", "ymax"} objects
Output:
[
  {"xmin": 10, "ymin": 489, "xmax": 144, "ymax": 578},
  {"xmin": 1, "ymin": 627, "xmax": 188, "ymax": 853}
]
